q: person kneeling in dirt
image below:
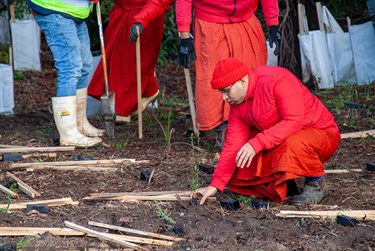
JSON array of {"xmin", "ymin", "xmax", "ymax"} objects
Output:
[
  {"xmin": 26, "ymin": 0, "xmax": 105, "ymax": 148},
  {"xmin": 192, "ymin": 58, "xmax": 341, "ymax": 206}
]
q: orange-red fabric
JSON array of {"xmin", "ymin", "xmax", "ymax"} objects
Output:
[
  {"xmin": 228, "ymin": 129, "xmax": 341, "ymax": 202},
  {"xmin": 87, "ymin": 0, "xmax": 168, "ymax": 116},
  {"xmin": 209, "ymin": 66, "xmax": 341, "ymax": 202},
  {"xmin": 194, "ymin": 15, "xmax": 267, "ymax": 131},
  {"xmin": 176, "ymin": 0, "xmax": 279, "ymax": 32}
]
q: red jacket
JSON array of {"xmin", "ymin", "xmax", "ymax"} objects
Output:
[
  {"xmin": 210, "ymin": 66, "xmax": 339, "ymax": 191},
  {"xmin": 132, "ymin": 0, "xmax": 174, "ymax": 28},
  {"xmin": 176, "ymin": 0, "xmax": 279, "ymax": 32}
]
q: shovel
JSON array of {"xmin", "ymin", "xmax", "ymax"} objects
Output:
[{"xmin": 96, "ymin": 1, "xmax": 115, "ymax": 137}]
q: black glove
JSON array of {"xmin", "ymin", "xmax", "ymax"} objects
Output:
[
  {"xmin": 268, "ymin": 25, "xmax": 281, "ymax": 56},
  {"xmin": 129, "ymin": 22, "xmax": 144, "ymax": 42},
  {"xmin": 178, "ymin": 37, "xmax": 196, "ymax": 69},
  {"xmin": 0, "ymin": 0, "xmax": 8, "ymax": 11}
]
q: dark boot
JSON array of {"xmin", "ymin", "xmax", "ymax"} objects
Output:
[{"xmin": 291, "ymin": 177, "xmax": 327, "ymax": 206}]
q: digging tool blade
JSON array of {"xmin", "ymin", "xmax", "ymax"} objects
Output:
[
  {"xmin": 96, "ymin": 1, "xmax": 115, "ymax": 137},
  {"xmin": 101, "ymin": 92, "xmax": 115, "ymax": 137}
]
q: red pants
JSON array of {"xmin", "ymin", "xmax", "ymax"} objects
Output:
[{"xmin": 228, "ymin": 129, "xmax": 341, "ymax": 202}]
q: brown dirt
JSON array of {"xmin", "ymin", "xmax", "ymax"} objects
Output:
[{"xmin": 0, "ymin": 48, "xmax": 374, "ymax": 251}]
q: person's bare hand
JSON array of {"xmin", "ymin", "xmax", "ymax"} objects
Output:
[
  {"xmin": 190, "ymin": 186, "xmax": 217, "ymax": 205},
  {"xmin": 235, "ymin": 142, "xmax": 255, "ymax": 168}
]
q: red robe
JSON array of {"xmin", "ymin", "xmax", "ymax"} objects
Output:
[{"xmin": 88, "ymin": 0, "xmax": 174, "ymax": 116}]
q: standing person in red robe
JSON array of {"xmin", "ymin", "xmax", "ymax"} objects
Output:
[
  {"xmin": 192, "ymin": 58, "xmax": 341, "ymax": 206},
  {"xmin": 88, "ymin": 0, "xmax": 174, "ymax": 123},
  {"xmin": 176, "ymin": 0, "xmax": 281, "ymax": 151}
]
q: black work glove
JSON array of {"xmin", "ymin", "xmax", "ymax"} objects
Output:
[
  {"xmin": 0, "ymin": 0, "xmax": 8, "ymax": 11},
  {"xmin": 178, "ymin": 37, "xmax": 196, "ymax": 69},
  {"xmin": 268, "ymin": 25, "xmax": 281, "ymax": 56},
  {"xmin": 129, "ymin": 22, "xmax": 144, "ymax": 43}
]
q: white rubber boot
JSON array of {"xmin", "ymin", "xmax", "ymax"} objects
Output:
[
  {"xmin": 52, "ymin": 96, "xmax": 102, "ymax": 148},
  {"xmin": 76, "ymin": 88, "xmax": 106, "ymax": 137}
]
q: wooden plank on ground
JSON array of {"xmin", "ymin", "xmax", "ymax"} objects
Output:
[
  {"xmin": 65, "ymin": 221, "xmax": 150, "ymax": 251},
  {"xmin": 88, "ymin": 191, "xmax": 192, "ymax": 198},
  {"xmin": 88, "ymin": 221, "xmax": 185, "ymax": 242},
  {"xmin": 0, "ymin": 197, "xmax": 78, "ymax": 210},
  {"xmin": 6, "ymin": 172, "xmax": 41, "ymax": 198},
  {"xmin": 11, "ymin": 159, "xmax": 150, "ymax": 170},
  {"xmin": 325, "ymin": 169, "xmax": 363, "ymax": 174},
  {"xmin": 25, "ymin": 166, "xmax": 121, "ymax": 172},
  {"xmin": 83, "ymin": 195, "xmax": 216, "ymax": 202},
  {"xmin": 276, "ymin": 210, "xmax": 375, "ymax": 220},
  {"xmin": 0, "ymin": 184, "xmax": 19, "ymax": 199},
  {"xmin": 0, "ymin": 146, "xmax": 75, "ymax": 153},
  {"xmin": 341, "ymin": 130, "xmax": 375, "ymax": 139},
  {"xmin": 0, "ymin": 227, "xmax": 174, "ymax": 246}
]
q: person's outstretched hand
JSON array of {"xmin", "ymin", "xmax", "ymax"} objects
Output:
[
  {"xmin": 178, "ymin": 37, "xmax": 196, "ymax": 69},
  {"xmin": 191, "ymin": 186, "xmax": 217, "ymax": 205},
  {"xmin": 268, "ymin": 25, "xmax": 281, "ymax": 56},
  {"xmin": 129, "ymin": 22, "xmax": 144, "ymax": 42},
  {"xmin": 236, "ymin": 142, "xmax": 256, "ymax": 168}
]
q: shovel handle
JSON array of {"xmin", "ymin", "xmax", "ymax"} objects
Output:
[
  {"xmin": 96, "ymin": 1, "xmax": 110, "ymax": 97},
  {"xmin": 136, "ymin": 26, "xmax": 143, "ymax": 139}
]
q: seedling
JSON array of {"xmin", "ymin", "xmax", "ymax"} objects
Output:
[
  {"xmin": 336, "ymin": 215, "xmax": 357, "ymax": 227},
  {"xmin": 154, "ymin": 201, "xmax": 176, "ymax": 229},
  {"xmin": 0, "ymin": 183, "xmax": 17, "ymax": 214},
  {"xmin": 220, "ymin": 199, "xmax": 240, "ymax": 210}
]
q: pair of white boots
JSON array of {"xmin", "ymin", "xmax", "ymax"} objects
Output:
[{"xmin": 52, "ymin": 88, "xmax": 105, "ymax": 148}]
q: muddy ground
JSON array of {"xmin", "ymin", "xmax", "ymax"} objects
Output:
[{"xmin": 0, "ymin": 46, "xmax": 374, "ymax": 251}]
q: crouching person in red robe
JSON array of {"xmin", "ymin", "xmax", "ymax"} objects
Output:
[
  {"xmin": 192, "ymin": 58, "xmax": 341, "ymax": 206},
  {"xmin": 88, "ymin": 0, "xmax": 174, "ymax": 123}
]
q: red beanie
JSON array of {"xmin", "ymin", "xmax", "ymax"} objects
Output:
[{"xmin": 211, "ymin": 58, "xmax": 249, "ymax": 89}]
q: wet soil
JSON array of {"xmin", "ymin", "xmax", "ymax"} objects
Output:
[{"xmin": 0, "ymin": 47, "xmax": 374, "ymax": 251}]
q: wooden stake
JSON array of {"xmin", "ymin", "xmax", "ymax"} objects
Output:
[
  {"xmin": 25, "ymin": 166, "xmax": 120, "ymax": 172},
  {"xmin": 0, "ymin": 144, "xmax": 26, "ymax": 148},
  {"xmin": 341, "ymin": 130, "xmax": 375, "ymax": 139},
  {"xmin": 276, "ymin": 210, "xmax": 375, "ymax": 220},
  {"xmin": 65, "ymin": 221, "xmax": 150, "ymax": 251},
  {"xmin": 11, "ymin": 159, "xmax": 149, "ymax": 170},
  {"xmin": 0, "ymin": 184, "xmax": 19, "ymax": 199},
  {"xmin": 88, "ymin": 191, "xmax": 192, "ymax": 198},
  {"xmin": 346, "ymin": 16, "xmax": 351, "ymax": 27},
  {"xmin": 83, "ymin": 195, "xmax": 216, "ymax": 202},
  {"xmin": 88, "ymin": 221, "xmax": 185, "ymax": 242},
  {"xmin": 136, "ymin": 26, "xmax": 143, "ymax": 139},
  {"xmin": 6, "ymin": 172, "xmax": 41, "ymax": 198},
  {"xmin": 0, "ymin": 197, "xmax": 78, "ymax": 210},
  {"xmin": 316, "ymin": 2, "xmax": 324, "ymax": 32},
  {"xmin": 184, "ymin": 68, "xmax": 198, "ymax": 135},
  {"xmin": 0, "ymin": 146, "xmax": 74, "ymax": 153},
  {"xmin": 9, "ymin": 4, "xmax": 15, "ymax": 23},
  {"xmin": 325, "ymin": 169, "xmax": 362, "ymax": 174},
  {"xmin": 0, "ymin": 227, "xmax": 174, "ymax": 246}
]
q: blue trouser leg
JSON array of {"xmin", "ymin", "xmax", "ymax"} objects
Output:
[{"xmin": 34, "ymin": 13, "xmax": 92, "ymax": 97}]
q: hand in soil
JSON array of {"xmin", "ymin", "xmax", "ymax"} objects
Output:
[{"xmin": 191, "ymin": 185, "xmax": 218, "ymax": 205}]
